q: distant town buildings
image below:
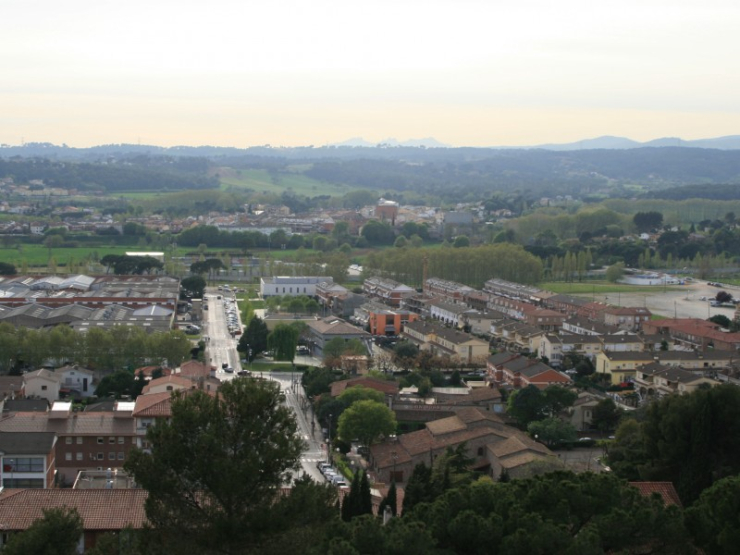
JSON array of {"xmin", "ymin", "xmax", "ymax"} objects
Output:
[{"xmin": 259, "ymin": 276, "xmax": 333, "ymax": 298}]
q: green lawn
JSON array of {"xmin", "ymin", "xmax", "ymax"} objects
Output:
[
  {"xmin": 0, "ymin": 245, "xmax": 137, "ymax": 267},
  {"xmin": 540, "ymin": 281, "xmax": 682, "ymax": 295},
  {"xmin": 219, "ymin": 168, "xmax": 361, "ymax": 197},
  {"xmin": 114, "ymin": 191, "xmax": 171, "ymax": 199},
  {"xmin": 249, "ymin": 362, "xmax": 311, "ymax": 372}
]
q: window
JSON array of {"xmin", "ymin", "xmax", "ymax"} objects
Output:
[
  {"xmin": 109, "ymin": 452, "xmax": 115, "ymax": 460},
  {"xmin": 3, "ymin": 457, "xmax": 44, "ymax": 472},
  {"xmin": 97, "ymin": 453, "xmax": 104, "ymax": 461},
  {"xmin": 41, "ymin": 385, "xmax": 47, "ymax": 391},
  {"xmin": 76, "ymin": 453, "xmax": 83, "ymax": 461},
  {"xmin": 109, "ymin": 437, "xmax": 115, "ymax": 444},
  {"xmin": 65, "ymin": 437, "xmax": 72, "ymax": 445},
  {"xmin": 118, "ymin": 452, "xmax": 125, "ymax": 460},
  {"xmin": 3, "ymin": 478, "xmax": 43, "ymax": 489},
  {"xmin": 118, "ymin": 437, "xmax": 124, "ymax": 444},
  {"xmin": 97, "ymin": 437, "xmax": 104, "ymax": 444},
  {"xmin": 477, "ymin": 447, "xmax": 484, "ymax": 456},
  {"xmin": 76, "ymin": 437, "xmax": 82, "ymax": 445},
  {"xmin": 65, "ymin": 453, "xmax": 72, "ymax": 461}
]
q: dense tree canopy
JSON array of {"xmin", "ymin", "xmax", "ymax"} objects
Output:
[
  {"xmin": 267, "ymin": 323, "xmax": 301, "ymax": 363},
  {"xmin": 100, "ymin": 254, "xmax": 164, "ymax": 275},
  {"xmin": 2, "ymin": 507, "xmax": 83, "ymax": 555},
  {"xmin": 238, "ymin": 316, "xmax": 269, "ymax": 361},
  {"xmin": 633, "ymin": 211, "xmax": 664, "ymax": 232},
  {"xmin": 527, "ymin": 417, "xmax": 577, "ymax": 447},
  {"xmin": 180, "ymin": 275, "xmax": 206, "ymax": 299},
  {"xmin": 507, "ymin": 385, "xmax": 577, "ymax": 427},
  {"xmin": 125, "ymin": 378, "xmax": 336, "ymax": 555},
  {"xmin": 0, "ymin": 262, "xmax": 17, "ymax": 275},
  {"xmin": 610, "ymin": 385, "xmax": 740, "ymax": 504},
  {"xmin": 685, "ymin": 475, "xmax": 740, "ymax": 555},
  {"xmin": 320, "ymin": 472, "xmax": 695, "ymax": 555},
  {"xmin": 0, "ymin": 323, "xmax": 192, "ymax": 373},
  {"xmin": 364, "ymin": 243, "xmax": 542, "ymax": 288},
  {"xmin": 337, "ymin": 400, "xmax": 397, "ymax": 446}
]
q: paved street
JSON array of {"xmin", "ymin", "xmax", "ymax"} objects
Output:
[
  {"xmin": 267, "ymin": 371, "xmax": 326, "ymax": 483},
  {"xmin": 202, "ymin": 287, "xmax": 242, "ymax": 380},
  {"xmin": 201, "ymin": 292, "xmax": 334, "ymax": 483}
]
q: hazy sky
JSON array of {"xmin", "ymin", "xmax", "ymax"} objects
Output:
[{"xmin": 3, "ymin": 0, "xmax": 740, "ymax": 147}]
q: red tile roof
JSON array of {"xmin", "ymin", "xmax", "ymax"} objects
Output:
[
  {"xmin": 178, "ymin": 360, "xmax": 214, "ymax": 379},
  {"xmin": 141, "ymin": 375, "xmax": 193, "ymax": 394},
  {"xmin": 330, "ymin": 377, "xmax": 399, "ymax": 398},
  {"xmin": 0, "ymin": 489, "xmax": 148, "ymax": 531},
  {"xmin": 132, "ymin": 391, "xmax": 172, "ymax": 417},
  {"xmin": 629, "ymin": 481, "xmax": 682, "ymax": 507}
]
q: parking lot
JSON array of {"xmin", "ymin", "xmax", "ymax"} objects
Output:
[{"xmin": 590, "ymin": 280, "xmax": 739, "ymax": 320}]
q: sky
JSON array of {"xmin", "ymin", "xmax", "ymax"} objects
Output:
[{"xmin": 3, "ymin": 0, "xmax": 740, "ymax": 148}]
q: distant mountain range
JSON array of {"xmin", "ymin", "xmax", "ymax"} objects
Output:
[
  {"xmin": 331, "ymin": 137, "xmax": 451, "ymax": 148},
  {"xmin": 331, "ymin": 135, "xmax": 740, "ymax": 151},
  {"xmin": 527, "ymin": 135, "xmax": 740, "ymax": 151}
]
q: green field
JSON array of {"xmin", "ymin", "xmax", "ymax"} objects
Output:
[
  {"xmin": 219, "ymin": 168, "xmax": 360, "ymax": 197},
  {"xmin": 0, "ymin": 244, "xmax": 205, "ymax": 269},
  {"xmin": 540, "ymin": 281, "xmax": 682, "ymax": 295},
  {"xmin": 115, "ymin": 191, "xmax": 170, "ymax": 200},
  {"xmin": 0, "ymin": 245, "xmax": 136, "ymax": 267}
]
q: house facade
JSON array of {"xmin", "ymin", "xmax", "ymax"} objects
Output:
[
  {"xmin": 0, "ymin": 401, "xmax": 137, "ymax": 486},
  {"xmin": 486, "ymin": 351, "xmax": 572, "ymax": 389},
  {"xmin": 259, "ymin": 276, "xmax": 333, "ymax": 298},
  {"xmin": 23, "ymin": 369, "xmax": 62, "ymax": 403},
  {"xmin": 57, "ymin": 365, "xmax": 95, "ymax": 399},
  {"xmin": 402, "ymin": 321, "xmax": 489, "ymax": 364},
  {"xmin": 0, "ymin": 432, "xmax": 57, "ymax": 488},
  {"xmin": 370, "ymin": 408, "xmax": 554, "ymax": 484},
  {"xmin": 362, "ymin": 277, "xmax": 415, "ymax": 308}
]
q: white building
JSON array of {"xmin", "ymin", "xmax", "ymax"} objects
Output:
[
  {"xmin": 23, "ymin": 369, "xmax": 61, "ymax": 404},
  {"xmin": 260, "ymin": 276, "xmax": 333, "ymax": 298},
  {"xmin": 57, "ymin": 365, "xmax": 95, "ymax": 399}
]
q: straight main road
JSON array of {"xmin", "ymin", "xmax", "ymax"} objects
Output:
[
  {"xmin": 203, "ymin": 287, "xmax": 242, "ymax": 380},
  {"xmin": 268, "ymin": 371, "xmax": 326, "ymax": 483},
  {"xmin": 203, "ymin": 289, "xmax": 326, "ymax": 482}
]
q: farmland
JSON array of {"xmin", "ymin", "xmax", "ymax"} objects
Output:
[{"xmin": 218, "ymin": 168, "xmax": 360, "ymax": 197}]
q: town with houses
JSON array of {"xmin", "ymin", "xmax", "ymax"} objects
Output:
[
  {"xmin": 0, "ymin": 256, "xmax": 736, "ymax": 549},
  {"xmin": 0, "ymin": 165, "xmax": 738, "ymax": 552}
]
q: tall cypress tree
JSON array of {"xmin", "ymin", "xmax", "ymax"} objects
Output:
[
  {"xmin": 359, "ymin": 470, "xmax": 373, "ymax": 516},
  {"xmin": 681, "ymin": 392, "xmax": 713, "ymax": 503},
  {"xmin": 402, "ymin": 462, "xmax": 432, "ymax": 513},
  {"xmin": 381, "ymin": 481, "xmax": 397, "ymax": 517},
  {"xmin": 342, "ymin": 472, "xmax": 360, "ymax": 522}
]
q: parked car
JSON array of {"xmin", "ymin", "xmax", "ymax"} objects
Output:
[{"xmin": 320, "ymin": 464, "xmax": 336, "ymax": 475}]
